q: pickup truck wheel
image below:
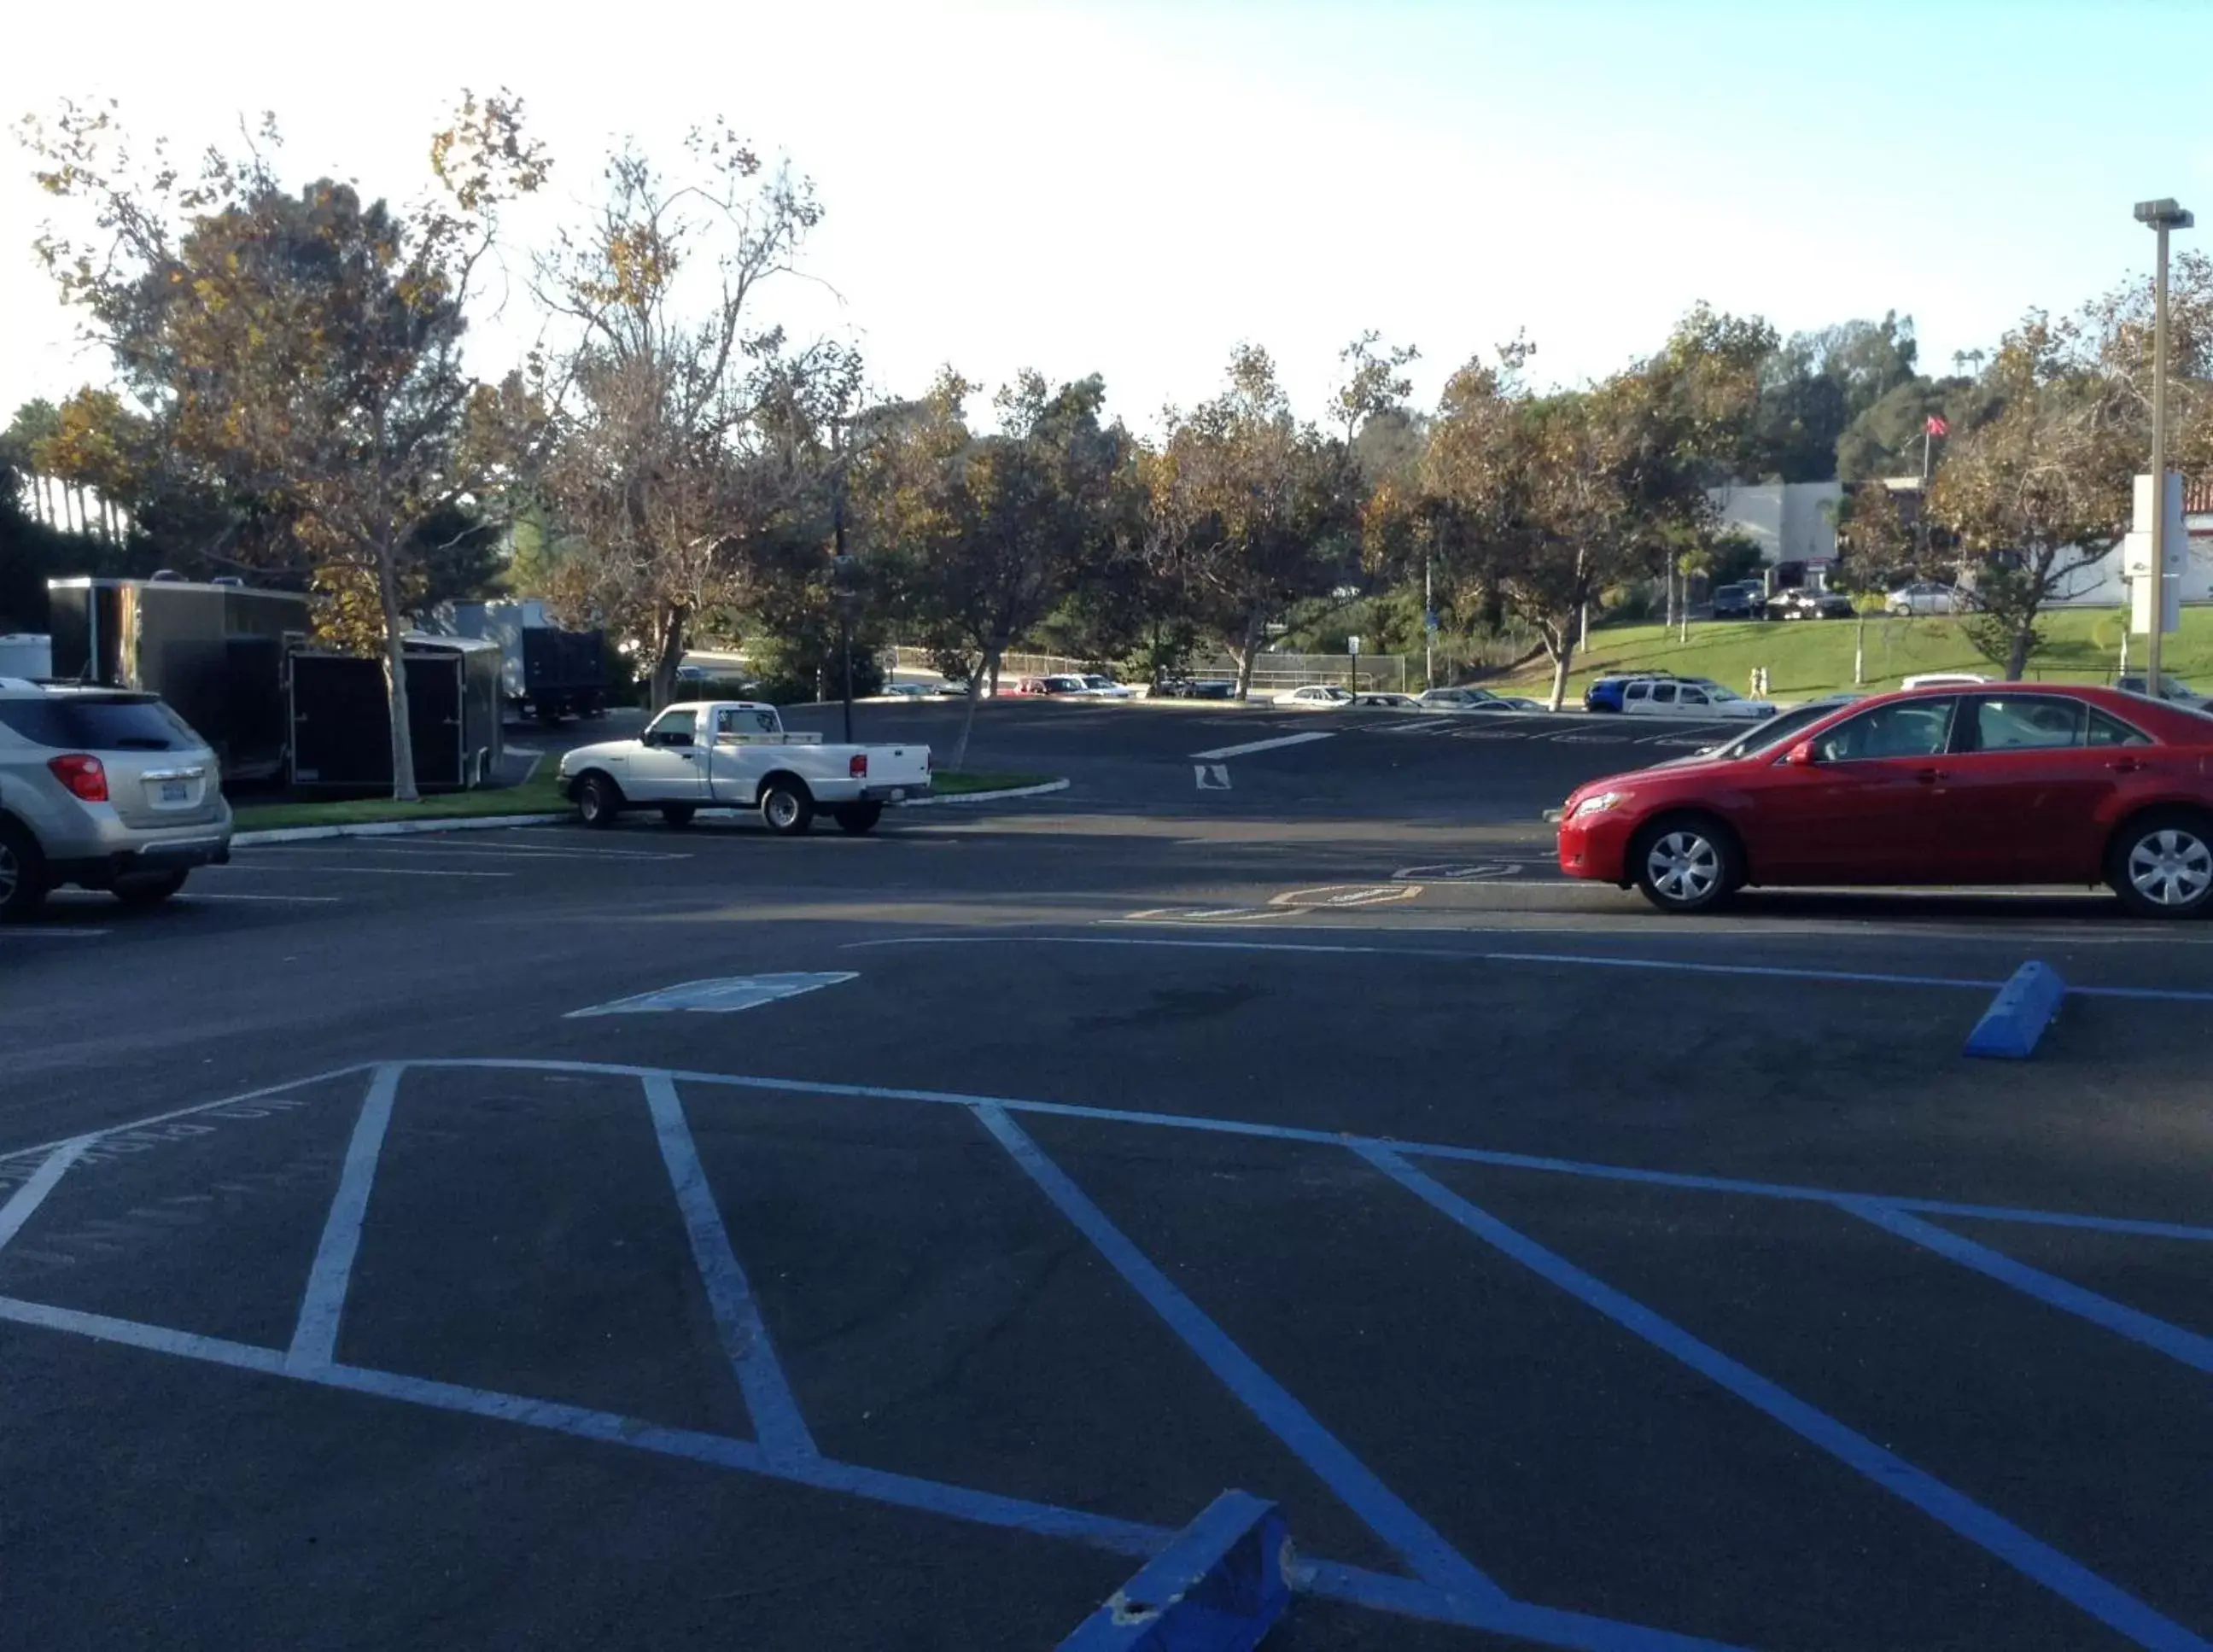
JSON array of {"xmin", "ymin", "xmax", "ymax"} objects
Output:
[
  {"xmin": 0, "ymin": 820, "xmax": 49, "ymax": 922},
  {"xmin": 834, "ymin": 802, "xmax": 884, "ymax": 835},
  {"xmin": 761, "ymin": 780, "xmax": 815, "ymax": 837},
  {"xmin": 661, "ymin": 804, "xmax": 697, "ymax": 828},
  {"xmin": 575, "ymin": 773, "xmax": 622, "ymax": 829}
]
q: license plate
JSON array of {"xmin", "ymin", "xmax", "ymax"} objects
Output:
[
  {"xmin": 159, "ymin": 780, "xmax": 189, "ymax": 803},
  {"xmin": 890, "ymin": 787, "xmax": 907, "ymax": 802}
]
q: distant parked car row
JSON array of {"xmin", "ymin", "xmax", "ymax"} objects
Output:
[{"xmin": 1271, "ymin": 684, "xmax": 1545, "ymax": 713}]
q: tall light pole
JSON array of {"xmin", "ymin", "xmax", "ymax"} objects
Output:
[{"xmin": 2135, "ymin": 196, "xmax": 2193, "ymax": 700}]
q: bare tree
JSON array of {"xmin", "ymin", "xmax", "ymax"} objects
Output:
[{"xmin": 530, "ymin": 123, "xmax": 821, "ymax": 709}]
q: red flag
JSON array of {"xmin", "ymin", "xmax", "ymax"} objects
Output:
[{"xmin": 1924, "ymin": 415, "xmax": 1950, "ymax": 437}]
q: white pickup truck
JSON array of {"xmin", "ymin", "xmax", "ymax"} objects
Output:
[{"xmin": 556, "ymin": 701, "xmax": 931, "ymax": 835}]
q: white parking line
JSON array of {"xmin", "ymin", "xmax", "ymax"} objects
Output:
[
  {"xmin": 1189, "ymin": 732, "xmax": 1337, "ymax": 761},
  {"xmin": 210, "ymin": 863, "xmax": 516, "ymax": 879},
  {"xmin": 178, "ymin": 892, "xmax": 347, "ymax": 904},
  {"xmin": 5, "ymin": 927, "xmax": 109, "ymax": 938},
  {"xmin": 261, "ymin": 842, "xmax": 692, "ymax": 862}
]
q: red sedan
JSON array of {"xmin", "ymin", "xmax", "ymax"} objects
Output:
[{"xmin": 1557, "ymin": 685, "xmax": 2213, "ymax": 917}]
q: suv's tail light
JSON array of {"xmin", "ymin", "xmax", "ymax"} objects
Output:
[
  {"xmin": 849, "ymin": 754, "xmax": 868, "ymax": 779},
  {"xmin": 49, "ymin": 753, "xmax": 108, "ymax": 803}
]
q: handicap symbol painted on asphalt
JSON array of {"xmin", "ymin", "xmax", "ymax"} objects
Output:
[
  {"xmin": 567, "ymin": 972, "xmax": 860, "ymax": 1019},
  {"xmin": 1391, "ymin": 862, "xmax": 1528, "ymax": 881},
  {"xmin": 1194, "ymin": 763, "xmax": 1233, "ymax": 791}
]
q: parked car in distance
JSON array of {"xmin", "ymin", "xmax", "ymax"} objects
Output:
[
  {"xmin": 1899, "ymin": 672, "xmax": 1992, "ymax": 690},
  {"xmin": 1711, "ymin": 581, "xmax": 1767, "ymax": 620},
  {"xmin": 1348, "ymin": 692, "xmax": 1421, "ymax": 709},
  {"xmin": 1155, "ymin": 677, "xmax": 1237, "ymax": 700},
  {"xmin": 1885, "ymin": 581, "xmax": 1965, "ymax": 616},
  {"xmin": 1274, "ymin": 684, "xmax": 1355, "ymax": 709},
  {"xmin": 1768, "ymin": 588, "xmax": 1856, "ymax": 621},
  {"xmin": 0, "ymin": 679, "xmax": 233, "ymax": 920},
  {"xmin": 558, "ymin": 700, "xmax": 929, "ymax": 836},
  {"xmin": 1079, "ymin": 674, "xmax": 1140, "ymax": 699},
  {"xmin": 1661, "ymin": 693, "xmax": 1863, "ymax": 765},
  {"xmin": 880, "ymin": 681, "xmax": 935, "ymax": 698},
  {"xmin": 1417, "ymin": 686, "xmax": 1515, "ymax": 713},
  {"xmin": 1620, "ymin": 679, "xmax": 1775, "ymax": 719},
  {"xmin": 1011, "ymin": 674, "xmax": 1090, "ymax": 697},
  {"xmin": 2115, "ymin": 674, "xmax": 2212, "ymax": 709},
  {"xmin": 1558, "ymin": 684, "xmax": 2213, "ymax": 917},
  {"xmin": 1585, "ymin": 673, "xmax": 1672, "ymax": 712}
]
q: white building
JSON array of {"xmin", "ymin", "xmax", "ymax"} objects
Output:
[
  {"xmin": 1707, "ymin": 481, "xmax": 1843, "ymax": 569},
  {"xmin": 2043, "ymin": 482, "xmax": 2213, "ymax": 607}
]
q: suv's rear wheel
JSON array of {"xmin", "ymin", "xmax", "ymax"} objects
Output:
[
  {"xmin": 2107, "ymin": 809, "xmax": 2213, "ymax": 919},
  {"xmin": 0, "ymin": 820, "xmax": 48, "ymax": 922},
  {"xmin": 1632, "ymin": 814, "xmax": 1741, "ymax": 914},
  {"xmin": 114, "ymin": 870, "xmax": 189, "ymax": 907}
]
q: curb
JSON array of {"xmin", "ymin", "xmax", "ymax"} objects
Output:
[
  {"xmin": 232, "ymin": 814, "xmax": 569, "ymax": 846},
  {"xmin": 896, "ymin": 779, "xmax": 1070, "ymax": 808}
]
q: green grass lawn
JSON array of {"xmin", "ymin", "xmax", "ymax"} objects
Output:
[
  {"xmin": 1499, "ymin": 608, "xmax": 2213, "ymax": 703},
  {"xmin": 231, "ymin": 768, "xmax": 1053, "ymax": 831}
]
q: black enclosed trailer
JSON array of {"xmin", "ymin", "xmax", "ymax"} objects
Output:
[
  {"xmin": 288, "ymin": 634, "xmax": 503, "ymax": 791},
  {"xmin": 46, "ymin": 577, "xmax": 309, "ymax": 781},
  {"xmin": 429, "ymin": 598, "xmax": 606, "ymax": 722}
]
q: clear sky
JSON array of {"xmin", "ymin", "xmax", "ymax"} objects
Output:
[{"xmin": 5, "ymin": 0, "xmax": 2211, "ymax": 434}]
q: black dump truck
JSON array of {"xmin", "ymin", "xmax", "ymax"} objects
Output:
[{"xmin": 429, "ymin": 599, "xmax": 607, "ymax": 723}]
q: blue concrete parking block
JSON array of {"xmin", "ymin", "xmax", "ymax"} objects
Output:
[
  {"xmin": 1964, "ymin": 961, "xmax": 2066, "ymax": 1059},
  {"xmin": 1056, "ymin": 1490, "xmax": 1290, "ymax": 1651}
]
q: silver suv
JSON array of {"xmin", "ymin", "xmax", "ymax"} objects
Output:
[{"xmin": 0, "ymin": 679, "xmax": 232, "ymax": 920}]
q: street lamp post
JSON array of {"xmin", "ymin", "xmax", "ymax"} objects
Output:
[{"xmin": 2135, "ymin": 196, "xmax": 2193, "ymax": 700}]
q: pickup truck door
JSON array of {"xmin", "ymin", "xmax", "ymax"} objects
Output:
[
  {"xmin": 703, "ymin": 704, "xmax": 784, "ymax": 803},
  {"xmin": 629, "ymin": 709, "xmax": 709, "ymax": 802}
]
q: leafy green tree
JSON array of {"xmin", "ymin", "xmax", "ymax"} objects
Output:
[
  {"xmin": 867, "ymin": 369, "xmax": 1125, "ymax": 766},
  {"xmin": 23, "ymin": 93, "xmax": 547, "ymax": 799},
  {"xmin": 1147, "ymin": 346, "xmax": 1360, "ymax": 698}
]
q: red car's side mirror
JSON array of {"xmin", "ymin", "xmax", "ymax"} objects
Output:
[{"xmin": 1785, "ymin": 740, "xmax": 1818, "ymax": 767}]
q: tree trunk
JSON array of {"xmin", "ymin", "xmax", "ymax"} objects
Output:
[
  {"xmin": 1544, "ymin": 616, "xmax": 1577, "ymax": 712},
  {"xmin": 649, "ymin": 604, "xmax": 688, "ymax": 711},
  {"xmin": 376, "ymin": 546, "xmax": 420, "ymax": 803},
  {"xmin": 2006, "ymin": 623, "xmax": 2033, "ymax": 682},
  {"xmin": 1229, "ymin": 610, "xmax": 1264, "ymax": 701},
  {"xmin": 952, "ymin": 649, "xmax": 991, "ymax": 774}
]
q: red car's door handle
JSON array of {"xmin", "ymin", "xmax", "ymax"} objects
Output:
[
  {"xmin": 1912, "ymin": 768, "xmax": 1946, "ymax": 784},
  {"xmin": 2106, "ymin": 758, "xmax": 2146, "ymax": 773}
]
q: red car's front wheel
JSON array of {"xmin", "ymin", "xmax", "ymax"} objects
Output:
[{"xmin": 1632, "ymin": 815, "xmax": 1742, "ymax": 914}]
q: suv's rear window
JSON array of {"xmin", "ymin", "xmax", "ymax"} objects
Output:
[{"xmin": 0, "ymin": 697, "xmax": 196, "ymax": 750}]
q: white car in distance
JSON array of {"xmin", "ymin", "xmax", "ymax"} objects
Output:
[
  {"xmin": 1078, "ymin": 674, "xmax": 1140, "ymax": 699},
  {"xmin": 1620, "ymin": 679, "xmax": 1776, "ymax": 720},
  {"xmin": 1886, "ymin": 581, "xmax": 1966, "ymax": 616},
  {"xmin": 1273, "ymin": 685, "xmax": 1355, "ymax": 709}
]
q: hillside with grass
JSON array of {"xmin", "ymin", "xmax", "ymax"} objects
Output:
[{"xmin": 1499, "ymin": 608, "xmax": 2213, "ymax": 703}]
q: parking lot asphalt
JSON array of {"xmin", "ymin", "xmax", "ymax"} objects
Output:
[{"xmin": 3, "ymin": 700, "xmax": 2210, "ymax": 1650}]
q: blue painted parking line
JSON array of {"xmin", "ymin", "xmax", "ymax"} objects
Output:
[
  {"xmin": 644, "ymin": 1072, "xmax": 820, "ymax": 1467},
  {"xmin": 1054, "ymin": 1489, "xmax": 1289, "ymax": 1651},
  {"xmin": 1840, "ymin": 1200, "xmax": 2213, "ymax": 1375},
  {"xmin": 976, "ymin": 1101, "xmax": 1509, "ymax": 1607},
  {"xmin": 424, "ymin": 1059, "xmax": 2213, "ymax": 1246},
  {"xmin": 12, "ymin": 1058, "xmax": 2210, "ymax": 1650},
  {"xmin": 1963, "ymin": 960, "xmax": 2067, "ymax": 1058},
  {"xmin": 288, "ymin": 1063, "xmax": 401, "ymax": 1370},
  {"xmin": 1357, "ymin": 1145, "xmax": 2211, "ymax": 1652}
]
